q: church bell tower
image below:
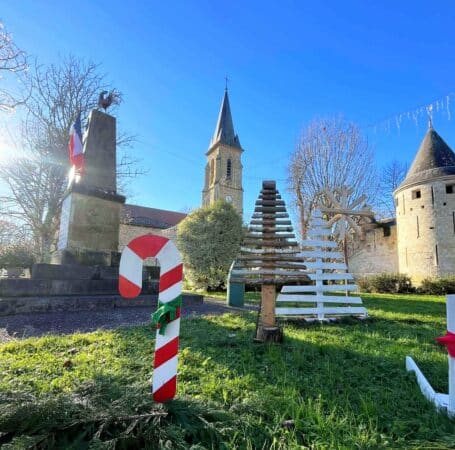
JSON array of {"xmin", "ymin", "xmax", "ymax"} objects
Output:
[{"xmin": 202, "ymin": 88, "xmax": 244, "ymax": 217}]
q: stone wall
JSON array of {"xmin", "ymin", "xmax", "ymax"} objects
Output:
[{"xmin": 348, "ymin": 223, "xmax": 398, "ymax": 278}]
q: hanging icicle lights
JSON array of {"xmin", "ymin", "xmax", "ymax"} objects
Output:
[{"xmin": 366, "ymin": 92, "xmax": 455, "ymax": 135}]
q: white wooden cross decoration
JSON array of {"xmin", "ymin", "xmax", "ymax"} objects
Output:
[{"xmin": 319, "ymin": 186, "xmax": 373, "ymax": 241}]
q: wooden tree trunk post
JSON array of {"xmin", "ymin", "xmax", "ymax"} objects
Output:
[
  {"xmin": 260, "ymin": 284, "xmax": 276, "ymax": 327},
  {"xmin": 261, "ymin": 211, "xmax": 275, "ymax": 328}
]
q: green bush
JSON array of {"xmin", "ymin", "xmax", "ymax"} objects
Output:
[
  {"xmin": 0, "ymin": 242, "xmax": 35, "ymax": 269},
  {"xmin": 356, "ymin": 273, "xmax": 414, "ymax": 294},
  {"xmin": 418, "ymin": 276, "xmax": 455, "ymax": 295},
  {"xmin": 356, "ymin": 277, "xmax": 372, "ymax": 293},
  {"xmin": 177, "ymin": 201, "xmax": 243, "ymax": 290}
]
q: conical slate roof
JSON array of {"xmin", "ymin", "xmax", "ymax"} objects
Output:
[
  {"xmin": 397, "ymin": 128, "xmax": 455, "ymax": 191},
  {"xmin": 210, "ymin": 89, "xmax": 241, "ymax": 149}
]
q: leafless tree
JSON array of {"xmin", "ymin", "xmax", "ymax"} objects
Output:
[
  {"xmin": 288, "ymin": 117, "xmax": 378, "ymax": 239},
  {"xmin": 0, "ymin": 55, "xmax": 140, "ymax": 261},
  {"xmin": 0, "ymin": 22, "xmax": 28, "ymax": 111},
  {"xmin": 377, "ymin": 160, "xmax": 408, "ymax": 218},
  {"xmin": 0, "ymin": 217, "xmax": 27, "ymax": 246}
]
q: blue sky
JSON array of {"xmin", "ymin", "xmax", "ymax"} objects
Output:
[{"xmin": 2, "ymin": 0, "xmax": 455, "ymax": 220}]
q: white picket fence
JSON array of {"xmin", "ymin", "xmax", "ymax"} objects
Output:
[{"xmin": 275, "ymin": 209, "xmax": 367, "ymax": 321}]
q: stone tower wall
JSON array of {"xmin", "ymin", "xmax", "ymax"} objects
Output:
[
  {"xmin": 395, "ymin": 178, "xmax": 455, "ymax": 283},
  {"xmin": 202, "ymin": 144, "xmax": 243, "ymax": 216}
]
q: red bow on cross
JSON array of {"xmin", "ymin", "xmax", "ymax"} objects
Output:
[{"xmin": 437, "ymin": 331, "xmax": 455, "ymax": 357}]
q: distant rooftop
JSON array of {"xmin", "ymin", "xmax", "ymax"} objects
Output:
[
  {"xmin": 397, "ymin": 127, "xmax": 455, "ymax": 191},
  {"xmin": 122, "ymin": 204, "xmax": 187, "ymax": 229}
]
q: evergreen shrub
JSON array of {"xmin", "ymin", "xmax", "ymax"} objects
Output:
[
  {"xmin": 418, "ymin": 276, "xmax": 455, "ymax": 295},
  {"xmin": 177, "ymin": 201, "xmax": 243, "ymax": 290},
  {"xmin": 357, "ymin": 273, "xmax": 414, "ymax": 294},
  {"xmin": 0, "ymin": 243, "xmax": 35, "ymax": 269}
]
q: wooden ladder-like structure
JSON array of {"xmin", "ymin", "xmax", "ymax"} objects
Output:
[
  {"xmin": 229, "ymin": 180, "xmax": 308, "ymax": 342},
  {"xmin": 275, "ymin": 209, "xmax": 367, "ymax": 321}
]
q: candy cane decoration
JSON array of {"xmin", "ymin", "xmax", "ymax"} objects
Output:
[
  {"xmin": 406, "ymin": 294, "xmax": 455, "ymax": 416},
  {"xmin": 119, "ymin": 234, "xmax": 183, "ymax": 403}
]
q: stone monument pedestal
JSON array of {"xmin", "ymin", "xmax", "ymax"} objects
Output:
[
  {"xmin": 52, "ymin": 184, "xmax": 125, "ymax": 266},
  {"xmin": 52, "ymin": 109, "xmax": 125, "ymax": 267}
]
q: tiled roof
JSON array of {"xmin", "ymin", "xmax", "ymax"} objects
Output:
[
  {"xmin": 122, "ymin": 204, "xmax": 187, "ymax": 229},
  {"xmin": 397, "ymin": 128, "xmax": 455, "ymax": 191}
]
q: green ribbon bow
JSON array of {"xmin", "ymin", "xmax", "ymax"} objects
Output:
[{"xmin": 151, "ymin": 296, "xmax": 182, "ymax": 335}]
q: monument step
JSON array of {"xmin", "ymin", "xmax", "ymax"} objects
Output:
[
  {"xmin": 32, "ymin": 263, "xmax": 121, "ymax": 280},
  {"xmin": 0, "ymin": 278, "xmax": 159, "ymax": 297},
  {"xmin": 0, "ymin": 293, "xmax": 203, "ymax": 316}
]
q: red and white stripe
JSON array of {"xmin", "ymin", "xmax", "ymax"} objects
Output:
[{"xmin": 119, "ymin": 234, "xmax": 183, "ymax": 402}]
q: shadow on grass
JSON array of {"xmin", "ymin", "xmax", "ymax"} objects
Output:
[
  {"xmin": 2, "ymin": 308, "xmax": 455, "ymax": 448},
  {"xmin": 108, "ymin": 313, "xmax": 455, "ymax": 447}
]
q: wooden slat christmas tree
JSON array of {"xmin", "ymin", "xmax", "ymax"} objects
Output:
[
  {"xmin": 229, "ymin": 180, "xmax": 308, "ymax": 341},
  {"xmin": 275, "ymin": 209, "xmax": 367, "ymax": 321}
]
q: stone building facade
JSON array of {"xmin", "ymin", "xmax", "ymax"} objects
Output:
[
  {"xmin": 349, "ymin": 127, "xmax": 455, "ymax": 283},
  {"xmin": 202, "ymin": 89, "xmax": 244, "ymax": 217},
  {"xmin": 119, "ymin": 204, "xmax": 186, "ymax": 265}
]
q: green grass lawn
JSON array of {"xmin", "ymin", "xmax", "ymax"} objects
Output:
[
  {"xmin": 1, "ymin": 293, "xmax": 455, "ymax": 449},
  {"xmin": 187, "ymin": 289, "xmax": 260, "ymax": 303}
]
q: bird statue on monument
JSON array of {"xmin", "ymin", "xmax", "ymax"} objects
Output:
[{"xmin": 98, "ymin": 89, "xmax": 121, "ymax": 111}]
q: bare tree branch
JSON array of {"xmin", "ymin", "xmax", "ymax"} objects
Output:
[
  {"xmin": 0, "ymin": 22, "xmax": 28, "ymax": 111},
  {"xmin": 376, "ymin": 160, "xmax": 408, "ymax": 218},
  {"xmin": 0, "ymin": 55, "xmax": 143, "ymax": 261},
  {"xmin": 287, "ymin": 116, "xmax": 378, "ymax": 239}
]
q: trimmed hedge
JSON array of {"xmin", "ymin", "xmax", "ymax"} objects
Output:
[
  {"xmin": 357, "ymin": 273, "xmax": 414, "ymax": 294},
  {"xmin": 418, "ymin": 276, "xmax": 455, "ymax": 295}
]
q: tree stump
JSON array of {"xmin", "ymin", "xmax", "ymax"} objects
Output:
[{"xmin": 255, "ymin": 325, "xmax": 283, "ymax": 343}]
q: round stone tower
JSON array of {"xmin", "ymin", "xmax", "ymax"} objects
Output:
[{"xmin": 394, "ymin": 126, "xmax": 455, "ymax": 283}]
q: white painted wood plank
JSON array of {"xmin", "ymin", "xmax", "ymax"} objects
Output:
[
  {"xmin": 405, "ymin": 356, "xmax": 449, "ymax": 411},
  {"xmin": 241, "ymin": 247, "xmax": 298, "ymax": 254},
  {"xmin": 281, "ymin": 284, "xmax": 358, "ymax": 293},
  {"xmin": 231, "ymin": 269, "xmax": 308, "ymax": 276},
  {"xmin": 298, "ymin": 251, "xmax": 343, "ymax": 259},
  {"xmin": 276, "ymin": 294, "xmax": 364, "ymax": 304},
  {"xmin": 308, "ymin": 273, "xmax": 353, "ymax": 281},
  {"xmin": 300, "ymin": 239, "xmax": 338, "ymax": 248},
  {"xmin": 304, "ymin": 262, "xmax": 347, "ymax": 270},
  {"xmin": 276, "ymin": 306, "xmax": 367, "ymax": 316},
  {"xmin": 308, "ymin": 229, "xmax": 332, "ymax": 237}
]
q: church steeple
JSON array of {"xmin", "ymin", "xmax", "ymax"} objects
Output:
[
  {"xmin": 210, "ymin": 88, "xmax": 241, "ymax": 149},
  {"xmin": 202, "ymin": 88, "xmax": 244, "ymax": 217}
]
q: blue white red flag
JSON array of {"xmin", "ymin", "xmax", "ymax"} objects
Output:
[{"xmin": 68, "ymin": 112, "xmax": 84, "ymax": 173}]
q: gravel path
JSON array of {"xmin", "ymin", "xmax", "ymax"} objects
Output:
[{"xmin": 0, "ymin": 299, "xmax": 257, "ymax": 341}]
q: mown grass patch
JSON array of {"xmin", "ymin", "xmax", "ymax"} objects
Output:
[{"xmin": 1, "ymin": 293, "xmax": 454, "ymax": 448}]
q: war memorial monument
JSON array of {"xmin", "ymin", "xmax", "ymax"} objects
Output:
[{"xmin": 0, "ymin": 108, "xmax": 201, "ymax": 315}]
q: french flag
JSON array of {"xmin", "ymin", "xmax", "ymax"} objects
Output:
[{"xmin": 68, "ymin": 112, "xmax": 84, "ymax": 173}]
